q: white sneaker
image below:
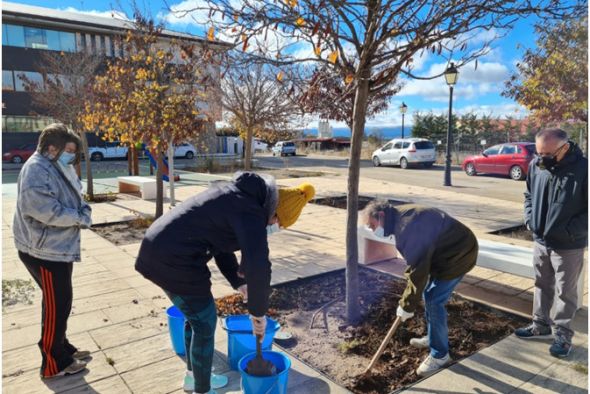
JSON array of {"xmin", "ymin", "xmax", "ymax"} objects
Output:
[
  {"xmin": 184, "ymin": 370, "xmax": 227, "ymax": 391},
  {"xmin": 416, "ymin": 354, "xmax": 451, "ymax": 377},
  {"xmin": 409, "ymin": 336, "xmax": 430, "ymax": 349}
]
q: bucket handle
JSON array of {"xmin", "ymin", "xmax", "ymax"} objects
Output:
[{"xmin": 220, "ymin": 318, "xmax": 281, "ymax": 333}]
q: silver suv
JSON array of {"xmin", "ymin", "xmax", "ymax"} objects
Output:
[
  {"xmin": 372, "ymin": 138, "xmax": 436, "ymax": 169},
  {"xmin": 272, "ymin": 141, "xmax": 296, "ymax": 156}
]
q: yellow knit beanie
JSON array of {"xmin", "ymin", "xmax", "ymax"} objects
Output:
[{"xmin": 276, "ymin": 183, "xmax": 315, "ymax": 228}]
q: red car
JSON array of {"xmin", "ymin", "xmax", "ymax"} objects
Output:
[
  {"xmin": 462, "ymin": 142, "xmax": 536, "ymax": 180},
  {"xmin": 2, "ymin": 144, "xmax": 36, "ymax": 164}
]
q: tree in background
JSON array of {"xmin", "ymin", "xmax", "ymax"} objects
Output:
[
  {"xmin": 20, "ymin": 51, "xmax": 102, "ymax": 199},
  {"xmin": 82, "ymin": 18, "xmax": 212, "ymax": 218},
  {"xmin": 504, "ymin": 17, "xmax": 588, "ymax": 124},
  {"xmin": 221, "ymin": 60, "xmax": 302, "ymax": 170},
  {"xmin": 177, "ymin": 0, "xmax": 584, "ymax": 322},
  {"xmin": 298, "ymin": 65, "xmax": 400, "ymax": 129}
]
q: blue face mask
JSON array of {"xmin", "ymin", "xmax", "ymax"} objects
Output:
[
  {"xmin": 58, "ymin": 151, "xmax": 76, "ymax": 166},
  {"xmin": 266, "ymin": 223, "xmax": 280, "ymax": 235}
]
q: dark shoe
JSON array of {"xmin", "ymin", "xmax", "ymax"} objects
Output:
[
  {"xmin": 42, "ymin": 359, "xmax": 87, "ymax": 379},
  {"xmin": 515, "ymin": 324, "xmax": 552, "ymax": 339},
  {"xmin": 549, "ymin": 336, "xmax": 572, "ymax": 358},
  {"xmin": 72, "ymin": 350, "xmax": 91, "ymax": 360}
]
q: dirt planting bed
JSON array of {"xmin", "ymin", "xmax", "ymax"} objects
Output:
[
  {"xmin": 216, "ymin": 268, "xmax": 526, "ymax": 393},
  {"xmin": 310, "ymin": 195, "xmax": 409, "ymax": 210},
  {"xmin": 489, "ymin": 224, "xmax": 533, "ymax": 241},
  {"xmin": 91, "ymin": 217, "xmax": 154, "ymax": 245}
]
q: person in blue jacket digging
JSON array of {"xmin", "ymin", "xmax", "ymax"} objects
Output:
[{"xmin": 135, "ymin": 172, "xmax": 314, "ymax": 394}]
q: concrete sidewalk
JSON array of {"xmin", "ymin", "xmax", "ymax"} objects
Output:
[{"xmin": 2, "ymin": 172, "xmax": 587, "ymax": 393}]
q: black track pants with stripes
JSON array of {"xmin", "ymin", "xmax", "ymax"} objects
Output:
[{"xmin": 18, "ymin": 251, "xmax": 77, "ymax": 377}]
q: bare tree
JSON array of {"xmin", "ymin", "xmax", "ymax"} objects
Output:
[
  {"xmin": 174, "ymin": 0, "xmax": 585, "ymax": 322},
  {"xmin": 20, "ymin": 51, "xmax": 102, "ymax": 199},
  {"xmin": 222, "ymin": 58, "xmax": 302, "ymax": 170}
]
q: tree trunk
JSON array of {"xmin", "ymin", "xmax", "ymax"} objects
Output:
[
  {"xmin": 133, "ymin": 146, "xmax": 140, "ymax": 175},
  {"xmin": 244, "ymin": 126, "xmax": 254, "ymax": 170},
  {"xmin": 346, "ymin": 70, "xmax": 371, "ymax": 324},
  {"xmin": 127, "ymin": 147, "xmax": 133, "ymax": 176},
  {"xmin": 79, "ymin": 131, "xmax": 94, "ymax": 199},
  {"xmin": 155, "ymin": 149, "xmax": 164, "ymax": 218}
]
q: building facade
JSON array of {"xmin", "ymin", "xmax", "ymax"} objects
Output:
[{"xmin": 2, "ymin": 1, "xmax": 228, "ymax": 152}]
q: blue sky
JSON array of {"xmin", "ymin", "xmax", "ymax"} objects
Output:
[{"xmin": 8, "ymin": 0, "xmax": 542, "ymax": 128}]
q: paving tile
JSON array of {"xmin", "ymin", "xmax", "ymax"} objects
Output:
[
  {"xmin": 89, "ymin": 314, "xmax": 168, "ymax": 351},
  {"xmin": 102, "ymin": 333, "xmax": 175, "ymax": 373},
  {"xmin": 61, "ymin": 375, "xmax": 133, "ymax": 393},
  {"xmin": 120, "ymin": 355, "xmax": 185, "ymax": 394},
  {"xmin": 2, "ymin": 350, "xmax": 117, "ymax": 394},
  {"xmin": 72, "ymin": 288, "xmax": 144, "ymax": 315}
]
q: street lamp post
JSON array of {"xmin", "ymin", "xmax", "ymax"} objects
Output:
[
  {"xmin": 399, "ymin": 102, "xmax": 408, "ymax": 139},
  {"xmin": 443, "ymin": 62, "xmax": 459, "ymax": 187}
]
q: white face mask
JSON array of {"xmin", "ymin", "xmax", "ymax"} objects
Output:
[
  {"xmin": 373, "ymin": 226, "xmax": 385, "ymax": 238},
  {"xmin": 266, "ymin": 223, "xmax": 280, "ymax": 235}
]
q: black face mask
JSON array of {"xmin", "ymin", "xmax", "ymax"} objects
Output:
[{"xmin": 536, "ymin": 143, "xmax": 567, "ymax": 170}]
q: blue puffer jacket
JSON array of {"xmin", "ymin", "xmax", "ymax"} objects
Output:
[{"xmin": 13, "ymin": 152, "xmax": 92, "ymax": 262}]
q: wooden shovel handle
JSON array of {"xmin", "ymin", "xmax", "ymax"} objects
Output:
[{"xmin": 364, "ymin": 316, "xmax": 403, "ymax": 374}]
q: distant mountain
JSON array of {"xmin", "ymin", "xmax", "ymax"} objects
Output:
[{"xmin": 303, "ymin": 126, "xmax": 413, "ymax": 140}]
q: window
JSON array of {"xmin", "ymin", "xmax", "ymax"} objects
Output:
[
  {"xmin": 414, "ymin": 141, "xmax": 435, "ymax": 150},
  {"xmin": 81, "ymin": 34, "xmax": 87, "ymax": 51},
  {"xmin": 2, "ymin": 115, "xmax": 55, "ymax": 132},
  {"xmin": 5, "ymin": 24, "xmax": 25, "ymax": 47},
  {"xmin": 393, "ymin": 142, "xmax": 402, "ymax": 149},
  {"xmin": 500, "ymin": 145, "xmax": 516, "ymax": 155},
  {"xmin": 2, "ymin": 71, "xmax": 14, "ymax": 91},
  {"xmin": 524, "ymin": 145, "xmax": 536, "ymax": 156},
  {"xmin": 402, "ymin": 142, "xmax": 411, "ymax": 149},
  {"xmin": 24, "ymin": 26, "xmax": 48, "ymax": 49},
  {"xmin": 382, "ymin": 143, "xmax": 392, "ymax": 150},
  {"xmin": 14, "ymin": 71, "xmax": 44, "ymax": 92},
  {"xmin": 484, "ymin": 145, "xmax": 501, "ymax": 156},
  {"xmin": 59, "ymin": 31, "xmax": 76, "ymax": 52},
  {"xmin": 100, "ymin": 36, "xmax": 106, "ymax": 54},
  {"xmin": 90, "ymin": 34, "xmax": 96, "ymax": 53},
  {"xmin": 3, "ymin": 24, "xmax": 76, "ymax": 51}
]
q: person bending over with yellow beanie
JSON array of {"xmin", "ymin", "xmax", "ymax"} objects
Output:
[{"xmin": 135, "ymin": 172, "xmax": 314, "ymax": 394}]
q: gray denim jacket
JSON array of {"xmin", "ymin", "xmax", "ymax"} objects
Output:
[{"xmin": 13, "ymin": 152, "xmax": 92, "ymax": 262}]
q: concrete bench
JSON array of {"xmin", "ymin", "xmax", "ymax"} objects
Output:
[
  {"xmin": 358, "ymin": 227, "xmax": 586, "ymax": 309},
  {"xmin": 118, "ymin": 176, "xmax": 167, "ymax": 200}
]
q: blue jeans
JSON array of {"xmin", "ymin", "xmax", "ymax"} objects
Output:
[
  {"xmin": 423, "ymin": 276, "xmax": 463, "ymax": 359},
  {"xmin": 165, "ymin": 292, "xmax": 217, "ymax": 393}
]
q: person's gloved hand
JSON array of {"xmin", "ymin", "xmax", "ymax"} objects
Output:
[
  {"xmin": 238, "ymin": 284, "xmax": 248, "ymax": 303},
  {"xmin": 396, "ymin": 305, "xmax": 414, "ymax": 322},
  {"xmin": 250, "ymin": 315, "xmax": 267, "ymax": 340}
]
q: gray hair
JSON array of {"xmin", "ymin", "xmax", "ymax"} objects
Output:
[
  {"xmin": 536, "ymin": 128, "xmax": 568, "ymax": 143},
  {"xmin": 363, "ymin": 199, "xmax": 392, "ymax": 222}
]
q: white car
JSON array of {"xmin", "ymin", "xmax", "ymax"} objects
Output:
[
  {"xmin": 87, "ymin": 141, "xmax": 128, "ymax": 161},
  {"xmin": 372, "ymin": 138, "xmax": 436, "ymax": 169},
  {"xmin": 172, "ymin": 143, "xmax": 196, "ymax": 159},
  {"xmin": 272, "ymin": 141, "xmax": 296, "ymax": 156}
]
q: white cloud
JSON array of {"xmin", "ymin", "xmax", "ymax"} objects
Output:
[
  {"xmin": 61, "ymin": 7, "xmax": 129, "ymax": 20},
  {"xmin": 399, "ymin": 60, "xmax": 510, "ymax": 101}
]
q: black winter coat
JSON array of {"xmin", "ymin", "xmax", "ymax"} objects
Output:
[
  {"xmin": 135, "ymin": 172, "xmax": 275, "ymax": 316},
  {"xmin": 525, "ymin": 142, "xmax": 588, "ymax": 250}
]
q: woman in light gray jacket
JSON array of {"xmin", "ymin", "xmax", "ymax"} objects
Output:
[{"xmin": 13, "ymin": 123, "xmax": 92, "ymax": 379}]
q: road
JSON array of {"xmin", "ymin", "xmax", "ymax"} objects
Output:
[
  {"xmin": 2, "ymin": 153, "xmax": 528, "ymax": 203},
  {"xmin": 254, "ymin": 153, "xmax": 528, "ymax": 203}
]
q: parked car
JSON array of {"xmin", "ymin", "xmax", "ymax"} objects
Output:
[
  {"xmin": 372, "ymin": 138, "xmax": 436, "ymax": 169},
  {"xmin": 171, "ymin": 143, "xmax": 196, "ymax": 159},
  {"xmin": 272, "ymin": 141, "xmax": 296, "ymax": 156},
  {"xmin": 462, "ymin": 142, "xmax": 536, "ymax": 181},
  {"xmin": 87, "ymin": 141, "xmax": 128, "ymax": 161},
  {"xmin": 2, "ymin": 143, "xmax": 36, "ymax": 164}
]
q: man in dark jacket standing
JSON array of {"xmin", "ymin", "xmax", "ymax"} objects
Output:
[
  {"xmin": 135, "ymin": 172, "xmax": 314, "ymax": 394},
  {"xmin": 515, "ymin": 128, "xmax": 587, "ymax": 358},
  {"xmin": 364, "ymin": 202, "xmax": 478, "ymax": 377}
]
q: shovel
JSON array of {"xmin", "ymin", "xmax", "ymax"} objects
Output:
[
  {"xmin": 246, "ymin": 335, "xmax": 276, "ymax": 377},
  {"xmin": 363, "ymin": 316, "xmax": 402, "ymax": 374}
]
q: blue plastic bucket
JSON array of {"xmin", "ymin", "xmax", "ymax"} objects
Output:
[
  {"xmin": 223, "ymin": 315, "xmax": 280, "ymax": 370},
  {"xmin": 238, "ymin": 351, "xmax": 291, "ymax": 394},
  {"xmin": 166, "ymin": 306, "xmax": 186, "ymax": 356}
]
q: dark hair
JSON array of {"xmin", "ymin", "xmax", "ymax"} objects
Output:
[
  {"xmin": 536, "ymin": 128, "xmax": 568, "ymax": 142},
  {"xmin": 37, "ymin": 123, "xmax": 82, "ymax": 164},
  {"xmin": 363, "ymin": 199, "xmax": 392, "ymax": 221}
]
